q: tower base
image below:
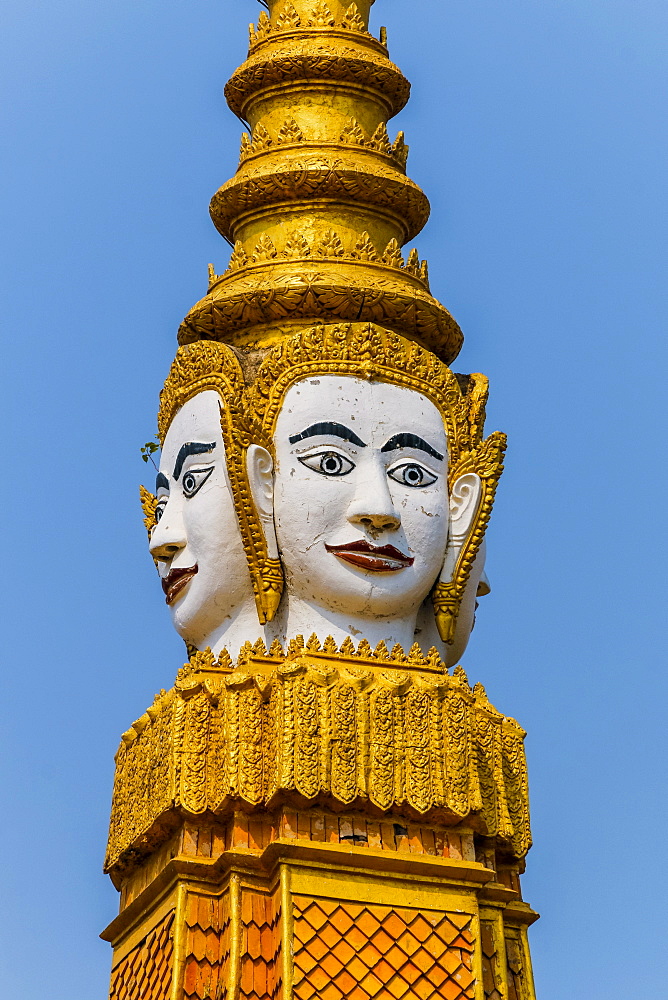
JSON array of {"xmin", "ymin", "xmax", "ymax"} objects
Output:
[{"xmin": 103, "ymin": 808, "xmax": 537, "ymax": 1000}]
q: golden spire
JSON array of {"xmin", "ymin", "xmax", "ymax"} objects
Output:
[{"xmin": 178, "ymin": 0, "xmax": 463, "ymax": 363}]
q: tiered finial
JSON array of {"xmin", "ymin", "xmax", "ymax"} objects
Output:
[{"xmin": 178, "ymin": 0, "xmax": 463, "ymax": 363}]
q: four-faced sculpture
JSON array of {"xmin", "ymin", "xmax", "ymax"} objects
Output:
[{"xmin": 142, "ymin": 327, "xmax": 505, "ymax": 664}]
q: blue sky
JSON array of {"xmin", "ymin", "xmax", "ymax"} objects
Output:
[{"xmin": 1, "ymin": 1, "xmax": 666, "ymax": 995}]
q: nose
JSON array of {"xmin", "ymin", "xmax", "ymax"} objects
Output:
[
  {"xmin": 149, "ymin": 504, "xmax": 187, "ymax": 562},
  {"xmin": 347, "ymin": 463, "xmax": 401, "ymax": 534},
  {"xmin": 350, "ymin": 511, "xmax": 401, "ymax": 533}
]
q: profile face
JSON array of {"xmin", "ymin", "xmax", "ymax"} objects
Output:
[
  {"xmin": 272, "ymin": 376, "xmax": 450, "ymax": 620},
  {"xmin": 149, "ymin": 390, "xmax": 249, "ymax": 646}
]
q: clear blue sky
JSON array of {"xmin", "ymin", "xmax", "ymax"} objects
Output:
[{"xmin": 1, "ymin": 1, "xmax": 666, "ymax": 996}]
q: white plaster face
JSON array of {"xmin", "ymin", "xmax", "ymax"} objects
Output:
[
  {"xmin": 149, "ymin": 390, "xmax": 251, "ymax": 647},
  {"xmin": 271, "ymin": 377, "xmax": 450, "ymax": 621}
]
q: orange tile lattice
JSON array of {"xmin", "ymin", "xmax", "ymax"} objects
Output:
[
  {"xmin": 109, "ymin": 910, "xmax": 174, "ymax": 1000},
  {"xmin": 240, "ymin": 889, "xmax": 283, "ymax": 1000},
  {"xmin": 506, "ymin": 936, "xmax": 528, "ymax": 1000},
  {"xmin": 480, "ymin": 921, "xmax": 502, "ymax": 1000},
  {"xmin": 183, "ymin": 892, "xmax": 228, "ymax": 1000},
  {"xmin": 293, "ymin": 896, "xmax": 476, "ymax": 1000}
]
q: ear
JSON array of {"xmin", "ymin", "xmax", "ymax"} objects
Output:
[
  {"xmin": 449, "ymin": 472, "xmax": 482, "ymax": 545},
  {"xmin": 439, "ymin": 472, "xmax": 482, "ymax": 583},
  {"xmin": 246, "ymin": 444, "xmax": 279, "ymax": 560}
]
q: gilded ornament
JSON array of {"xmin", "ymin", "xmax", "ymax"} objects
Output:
[
  {"xmin": 340, "ymin": 118, "xmax": 367, "ymax": 145},
  {"xmin": 308, "ymin": 2, "xmax": 335, "ymax": 28},
  {"xmin": 274, "ymin": 2, "xmax": 301, "ymax": 31},
  {"xmin": 106, "ymin": 644, "xmax": 532, "ymax": 873},
  {"xmin": 139, "ymin": 484, "xmax": 158, "ymax": 537},
  {"xmin": 276, "ymin": 116, "xmax": 304, "ymax": 144},
  {"xmin": 341, "ymin": 3, "xmax": 366, "ymax": 32}
]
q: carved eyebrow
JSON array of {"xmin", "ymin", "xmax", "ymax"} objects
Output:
[
  {"xmin": 289, "ymin": 422, "xmax": 367, "ymax": 448},
  {"xmin": 173, "ymin": 442, "xmax": 216, "ymax": 481},
  {"xmin": 156, "ymin": 472, "xmax": 169, "ymax": 492},
  {"xmin": 380, "ymin": 433, "xmax": 444, "ymax": 462}
]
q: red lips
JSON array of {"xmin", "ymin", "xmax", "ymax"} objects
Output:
[
  {"xmin": 162, "ymin": 564, "xmax": 198, "ymax": 604},
  {"xmin": 325, "ymin": 540, "xmax": 414, "ymax": 573}
]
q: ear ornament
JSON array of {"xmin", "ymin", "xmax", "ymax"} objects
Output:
[
  {"xmin": 432, "ymin": 432, "xmax": 506, "ymax": 643},
  {"xmin": 139, "ymin": 485, "xmax": 158, "ymax": 538}
]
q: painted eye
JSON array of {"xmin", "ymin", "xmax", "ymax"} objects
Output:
[
  {"xmin": 388, "ymin": 463, "xmax": 438, "ymax": 488},
  {"xmin": 298, "ymin": 451, "xmax": 355, "ymax": 477},
  {"xmin": 155, "ymin": 501, "xmax": 167, "ymax": 523},
  {"xmin": 182, "ymin": 466, "xmax": 214, "ymax": 498}
]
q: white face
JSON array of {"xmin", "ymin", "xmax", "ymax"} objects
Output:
[
  {"xmin": 272, "ymin": 377, "xmax": 450, "ymax": 620},
  {"xmin": 149, "ymin": 390, "xmax": 250, "ymax": 646}
]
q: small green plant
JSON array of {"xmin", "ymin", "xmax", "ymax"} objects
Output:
[{"xmin": 141, "ymin": 436, "xmax": 160, "ymax": 471}]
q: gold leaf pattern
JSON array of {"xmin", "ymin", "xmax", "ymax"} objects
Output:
[
  {"xmin": 255, "ymin": 10, "xmax": 271, "ymax": 41},
  {"xmin": 251, "ymin": 122, "xmax": 272, "ymax": 150},
  {"xmin": 282, "ymin": 233, "xmax": 311, "ymax": 258},
  {"xmin": 391, "ymin": 130, "xmax": 409, "ymax": 168},
  {"xmin": 339, "ymin": 117, "xmax": 367, "ymax": 145},
  {"xmin": 381, "ymin": 237, "xmax": 404, "ymax": 267},
  {"xmin": 350, "ymin": 231, "xmax": 378, "ymax": 261},
  {"xmin": 106, "ymin": 649, "xmax": 531, "ymax": 872},
  {"xmin": 405, "ymin": 247, "xmax": 421, "ymax": 276},
  {"xmin": 276, "ymin": 116, "xmax": 304, "ymax": 144},
  {"xmin": 369, "ymin": 122, "xmax": 392, "ymax": 154},
  {"xmin": 239, "ymin": 131, "xmax": 251, "ymax": 161},
  {"xmin": 275, "ymin": 2, "xmax": 301, "ymax": 30},
  {"xmin": 227, "ymin": 240, "xmax": 248, "ymax": 272},
  {"xmin": 341, "ymin": 3, "xmax": 366, "ymax": 32},
  {"xmin": 251, "ymin": 233, "xmax": 278, "ymax": 262},
  {"xmin": 313, "ymin": 228, "xmax": 345, "ymax": 257},
  {"xmin": 308, "ymin": 1, "xmax": 335, "ymax": 28},
  {"xmin": 139, "ymin": 484, "xmax": 157, "ymax": 536}
]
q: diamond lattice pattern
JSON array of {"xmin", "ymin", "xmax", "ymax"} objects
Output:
[
  {"xmin": 293, "ymin": 897, "xmax": 475, "ymax": 1000},
  {"xmin": 109, "ymin": 910, "xmax": 174, "ymax": 1000}
]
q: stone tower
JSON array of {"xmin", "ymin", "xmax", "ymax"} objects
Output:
[{"xmin": 102, "ymin": 4, "xmax": 539, "ymax": 999}]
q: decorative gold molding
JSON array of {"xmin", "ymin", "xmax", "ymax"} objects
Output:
[
  {"xmin": 433, "ymin": 428, "xmax": 507, "ymax": 644},
  {"xmin": 210, "ymin": 155, "xmax": 429, "ymax": 245},
  {"xmin": 237, "ymin": 118, "xmax": 407, "ymax": 170},
  {"xmin": 180, "ymin": 266, "xmax": 462, "ymax": 364},
  {"xmin": 209, "ymin": 232, "xmax": 429, "ymax": 289},
  {"xmin": 156, "ymin": 339, "xmax": 244, "ymax": 444},
  {"xmin": 105, "ymin": 646, "xmax": 531, "ymax": 874},
  {"xmin": 226, "ymin": 43, "xmax": 409, "ymax": 121},
  {"xmin": 139, "ymin": 484, "xmax": 158, "ymax": 538},
  {"xmin": 248, "ymin": 2, "xmax": 375, "ymax": 54},
  {"xmin": 274, "ymin": 3, "xmax": 302, "ymax": 33}
]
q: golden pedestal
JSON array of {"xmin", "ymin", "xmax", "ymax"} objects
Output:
[{"xmin": 103, "ymin": 648, "xmax": 537, "ymax": 999}]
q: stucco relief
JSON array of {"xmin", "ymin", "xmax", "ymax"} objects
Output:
[{"xmin": 142, "ymin": 325, "xmax": 505, "ymax": 663}]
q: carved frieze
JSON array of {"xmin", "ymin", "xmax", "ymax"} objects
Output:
[
  {"xmin": 229, "ymin": 39, "xmax": 408, "ymax": 121},
  {"xmin": 210, "ymin": 157, "xmax": 429, "ymax": 244},
  {"xmin": 178, "ymin": 271, "xmax": 463, "ymax": 363},
  {"xmin": 105, "ymin": 647, "xmax": 531, "ymax": 873}
]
